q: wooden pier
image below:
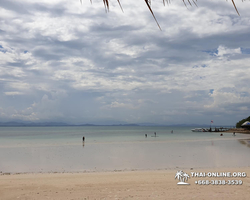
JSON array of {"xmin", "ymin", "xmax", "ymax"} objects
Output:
[{"xmin": 207, "ymin": 126, "xmax": 235, "ymax": 132}]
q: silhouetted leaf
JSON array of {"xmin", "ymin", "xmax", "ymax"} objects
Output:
[{"xmin": 81, "ymin": 0, "xmax": 246, "ymax": 29}]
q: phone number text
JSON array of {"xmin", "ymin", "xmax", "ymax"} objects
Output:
[{"xmin": 195, "ymin": 180, "xmax": 243, "ymax": 185}]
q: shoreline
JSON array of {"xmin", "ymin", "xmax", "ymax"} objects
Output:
[
  {"xmin": 225, "ymin": 128, "xmax": 250, "ymax": 134},
  {"xmin": 1, "ymin": 164, "xmax": 250, "ymax": 176},
  {"xmin": 1, "ymin": 167, "xmax": 250, "ymax": 200}
]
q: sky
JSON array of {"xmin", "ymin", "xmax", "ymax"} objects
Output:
[{"xmin": 0, "ymin": 0, "xmax": 250, "ymax": 125}]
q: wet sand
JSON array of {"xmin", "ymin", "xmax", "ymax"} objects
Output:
[{"xmin": 1, "ymin": 167, "xmax": 250, "ymax": 200}]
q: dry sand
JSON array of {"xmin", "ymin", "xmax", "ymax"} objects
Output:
[{"xmin": 1, "ymin": 168, "xmax": 250, "ymax": 200}]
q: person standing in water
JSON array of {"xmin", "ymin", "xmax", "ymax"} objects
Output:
[
  {"xmin": 154, "ymin": 132, "xmax": 156, "ymax": 137},
  {"xmin": 82, "ymin": 136, "xmax": 85, "ymax": 147}
]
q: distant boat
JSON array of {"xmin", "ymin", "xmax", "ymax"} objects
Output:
[{"xmin": 191, "ymin": 128, "xmax": 208, "ymax": 132}]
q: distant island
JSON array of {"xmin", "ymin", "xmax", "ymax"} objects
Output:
[
  {"xmin": 236, "ymin": 116, "xmax": 250, "ymax": 128},
  {"xmin": 0, "ymin": 121, "xmax": 139, "ymax": 127},
  {"xmin": 0, "ymin": 121, "xmax": 233, "ymax": 127}
]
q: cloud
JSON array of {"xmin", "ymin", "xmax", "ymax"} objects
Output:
[
  {"xmin": 102, "ymin": 101, "xmax": 138, "ymax": 109},
  {"xmin": 0, "ymin": 0, "xmax": 250, "ymax": 125},
  {"xmin": 4, "ymin": 91, "xmax": 23, "ymax": 96},
  {"xmin": 216, "ymin": 45, "xmax": 242, "ymax": 57}
]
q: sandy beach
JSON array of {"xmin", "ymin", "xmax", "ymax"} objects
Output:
[{"xmin": 1, "ymin": 168, "xmax": 250, "ymax": 200}]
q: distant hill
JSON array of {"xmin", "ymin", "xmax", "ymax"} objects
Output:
[
  {"xmin": 0, "ymin": 121, "xmax": 139, "ymax": 127},
  {"xmin": 0, "ymin": 121, "xmax": 70, "ymax": 127},
  {"xmin": 110, "ymin": 124, "xmax": 139, "ymax": 126},
  {"xmin": 236, "ymin": 116, "xmax": 250, "ymax": 128},
  {"xmin": 0, "ymin": 121, "xmax": 233, "ymax": 127}
]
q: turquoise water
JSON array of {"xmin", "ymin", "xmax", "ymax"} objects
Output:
[
  {"xmin": 0, "ymin": 126, "xmax": 236, "ymax": 146},
  {"xmin": 0, "ymin": 126, "xmax": 250, "ymax": 173}
]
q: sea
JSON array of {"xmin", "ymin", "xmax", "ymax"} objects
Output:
[{"xmin": 0, "ymin": 126, "xmax": 250, "ymax": 173}]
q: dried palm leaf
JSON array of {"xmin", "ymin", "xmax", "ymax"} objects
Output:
[{"xmin": 81, "ymin": 0, "xmax": 246, "ymax": 29}]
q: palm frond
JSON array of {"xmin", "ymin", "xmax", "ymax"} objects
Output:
[
  {"xmin": 230, "ymin": 0, "xmax": 240, "ymax": 15},
  {"xmin": 82, "ymin": 0, "xmax": 246, "ymax": 29},
  {"xmin": 145, "ymin": 0, "xmax": 162, "ymax": 30}
]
